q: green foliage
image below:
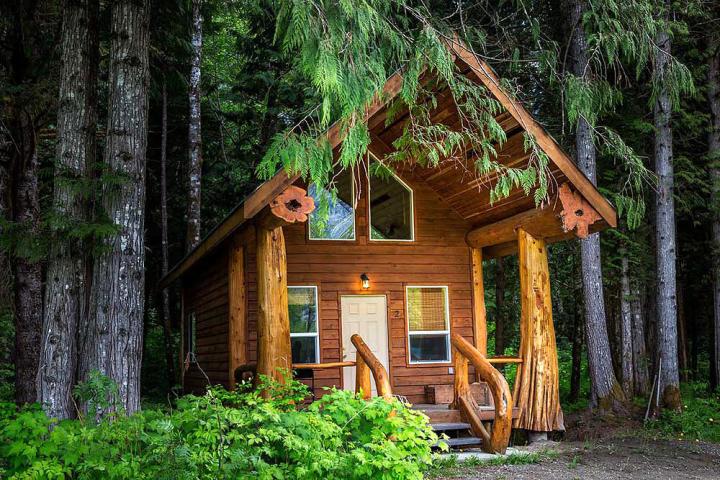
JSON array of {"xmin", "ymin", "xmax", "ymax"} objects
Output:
[
  {"xmin": 262, "ymin": 0, "xmax": 555, "ymax": 214},
  {"xmin": 0, "ymin": 309, "xmax": 13, "ymax": 402},
  {"xmin": 0, "ymin": 376, "xmax": 437, "ymax": 479},
  {"xmin": 645, "ymin": 382, "xmax": 720, "ymax": 443}
]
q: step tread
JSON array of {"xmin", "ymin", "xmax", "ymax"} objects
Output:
[
  {"xmin": 435, "ymin": 437, "xmax": 483, "ymax": 448},
  {"xmin": 431, "ymin": 422, "xmax": 471, "ymax": 431}
]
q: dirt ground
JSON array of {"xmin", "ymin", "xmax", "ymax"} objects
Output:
[{"xmin": 438, "ymin": 436, "xmax": 720, "ymax": 479}]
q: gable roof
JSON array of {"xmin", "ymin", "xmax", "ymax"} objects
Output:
[{"xmin": 160, "ymin": 40, "xmax": 616, "ymax": 288}]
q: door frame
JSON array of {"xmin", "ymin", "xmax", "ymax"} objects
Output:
[{"xmin": 337, "ymin": 291, "xmax": 393, "ymax": 390}]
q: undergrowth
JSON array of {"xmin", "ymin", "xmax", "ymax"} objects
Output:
[
  {"xmin": 644, "ymin": 382, "xmax": 720, "ymax": 443},
  {"xmin": 0, "ymin": 373, "xmax": 437, "ymax": 479}
]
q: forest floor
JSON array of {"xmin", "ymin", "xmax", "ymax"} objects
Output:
[{"xmin": 431, "ymin": 412, "xmax": 720, "ymax": 479}]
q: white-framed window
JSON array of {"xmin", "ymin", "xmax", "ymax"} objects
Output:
[
  {"xmin": 186, "ymin": 311, "xmax": 196, "ymax": 356},
  {"xmin": 288, "ymin": 286, "xmax": 320, "ymax": 363},
  {"xmin": 406, "ymin": 286, "xmax": 451, "ymax": 363},
  {"xmin": 308, "ymin": 168, "xmax": 356, "ymax": 241},
  {"xmin": 368, "ymin": 154, "xmax": 414, "ymax": 241}
]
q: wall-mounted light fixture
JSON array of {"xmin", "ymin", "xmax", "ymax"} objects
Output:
[{"xmin": 360, "ymin": 273, "xmax": 370, "ymax": 290}]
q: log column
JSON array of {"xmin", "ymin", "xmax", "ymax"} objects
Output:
[
  {"xmin": 513, "ymin": 228, "xmax": 564, "ymax": 432},
  {"xmin": 228, "ymin": 234, "xmax": 246, "ymax": 389},
  {"xmin": 471, "ymin": 247, "xmax": 487, "ymax": 357},
  {"xmin": 256, "ymin": 186, "xmax": 314, "ymax": 386}
]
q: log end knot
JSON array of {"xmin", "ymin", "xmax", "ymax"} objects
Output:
[{"xmin": 270, "ymin": 185, "xmax": 315, "ymax": 223}]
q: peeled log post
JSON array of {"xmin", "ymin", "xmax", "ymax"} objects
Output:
[
  {"xmin": 514, "ymin": 228, "xmax": 564, "ymax": 432},
  {"xmin": 256, "ymin": 186, "xmax": 314, "ymax": 388}
]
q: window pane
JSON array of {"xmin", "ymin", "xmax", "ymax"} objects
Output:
[
  {"xmin": 288, "ymin": 287, "xmax": 317, "ymax": 333},
  {"xmin": 370, "ymin": 164, "xmax": 413, "ymax": 240},
  {"xmin": 309, "ymin": 169, "xmax": 355, "ymax": 240},
  {"xmin": 407, "ymin": 287, "xmax": 448, "ymax": 332},
  {"xmin": 291, "ymin": 336, "xmax": 318, "ymax": 363},
  {"xmin": 409, "ymin": 334, "xmax": 449, "ymax": 362}
]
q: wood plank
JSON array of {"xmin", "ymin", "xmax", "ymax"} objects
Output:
[{"xmin": 228, "ymin": 234, "xmax": 246, "ymax": 389}]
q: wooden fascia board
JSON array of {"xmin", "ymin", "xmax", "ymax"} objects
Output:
[
  {"xmin": 446, "ymin": 39, "xmax": 617, "ymax": 229},
  {"xmin": 160, "ymin": 70, "xmax": 408, "ymax": 288}
]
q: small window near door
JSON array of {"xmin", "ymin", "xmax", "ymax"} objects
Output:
[
  {"xmin": 406, "ymin": 286, "xmax": 450, "ymax": 363},
  {"xmin": 309, "ymin": 168, "xmax": 355, "ymax": 240},
  {"xmin": 369, "ymin": 157, "xmax": 414, "ymax": 241},
  {"xmin": 288, "ymin": 286, "xmax": 320, "ymax": 363},
  {"xmin": 186, "ymin": 312, "xmax": 196, "ymax": 356}
]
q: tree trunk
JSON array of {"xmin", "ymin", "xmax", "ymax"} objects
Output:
[
  {"xmin": 569, "ymin": 304, "xmax": 583, "ymax": 403},
  {"xmin": 37, "ymin": 0, "xmax": 98, "ymax": 419},
  {"xmin": 11, "ymin": 108, "xmax": 42, "ymax": 405},
  {"xmin": 619, "ymin": 255, "xmax": 634, "ymax": 397},
  {"xmin": 186, "ymin": 0, "xmax": 203, "ymax": 252},
  {"xmin": 631, "ymin": 280, "xmax": 650, "ymax": 395},
  {"xmin": 81, "ymin": 0, "xmax": 150, "ymax": 416},
  {"xmin": 677, "ymin": 280, "xmax": 688, "ymax": 381},
  {"xmin": 709, "ymin": 31, "xmax": 720, "ymax": 392},
  {"xmin": 159, "ymin": 77, "xmax": 175, "ymax": 388},
  {"xmin": 494, "ymin": 257, "xmax": 506, "ymax": 357},
  {"xmin": 567, "ymin": 0, "xmax": 625, "ymax": 411},
  {"xmin": 653, "ymin": 20, "xmax": 682, "ymax": 410}
]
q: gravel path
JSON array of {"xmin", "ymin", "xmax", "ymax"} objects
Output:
[{"xmin": 434, "ymin": 437, "xmax": 720, "ymax": 479}]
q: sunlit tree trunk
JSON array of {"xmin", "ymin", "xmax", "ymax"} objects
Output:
[
  {"xmin": 619, "ymin": 255, "xmax": 634, "ymax": 397},
  {"xmin": 567, "ymin": 0, "xmax": 625, "ymax": 410},
  {"xmin": 81, "ymin": 0, "xmax": 150, "ymax": 416},
  {"xmin": 653, "ymin": 14, "xmax": 681, "ymax": 410},
  {"xmin": 37, "ymin": 0, "xmax": 98, "ymax": 419},
  {"xmin": 709, "ymin": 31, "xmax": 720, "ymax": 392},
  {"xmin": 631, "ymin": 280, "xmax": 650, "ymax": 395},
  {"xmin": 186, "ymin": 0, "xmax": 203, "ymax": 252}
]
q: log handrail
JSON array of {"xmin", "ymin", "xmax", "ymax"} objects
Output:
[
  {"xmin": 451, "ymin": 333, "xmax": 513, "ymax": 454},
  {"xmin": 292, "ymin": 361, "xmax": 356, "ymax": 369},
  {"xmin": 486, "ymin": 356, "xmax": 523, "ymax": 365},
  {"xmin": 351, "ymin": 334, "xmax": 393, "ymax": 400}
]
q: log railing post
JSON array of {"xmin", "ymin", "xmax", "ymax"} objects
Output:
[
  {"xmin": 355, "ymin": 355, "xmax": 372, "ymax": 400},
  {"xmin": 255, "ymin": 186, "xmax": 314, "ymax": 391},
  {"xmin": 351, "ymin": 334, "xmax": 393, "ymax": 400},
  {"xmin": 514, "ymin": 228, "xmax": 564, "ymax": 432},
  {"xmin": 451, "ymin": 333, "xmax": 513, "ymax": 454},
  {"xmin": 471, "ymin": 248, "xmax": 488, "ymax": 357}
]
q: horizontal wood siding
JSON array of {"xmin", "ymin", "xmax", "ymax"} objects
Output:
[
  {"xmin": 184, "ymin": 169, "xmax": 477, "ymax": 403},
  {"xmin": 183, "ymin": 249, "xmax": 229, "ymax": 393},
  {"xmin": 243, "ymin": 169, "xmax": 475, "ymax": 403}
]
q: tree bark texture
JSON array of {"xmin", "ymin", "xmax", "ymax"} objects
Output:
[
  {"xmin": 619, "ymin": 255, "xmax": 634, "ymax": 397},
  {"xmin": 37, "ymin": 0, "xmax": 98, "ymax": 419},
  {"xmin": 186, "ymin": 0, "xmax": 203, "ymax": 252},
  {"xmin": 631, "ymin": 280, "xmax": 650, "ymax": 395},
  {"xmin": 709, "ymin": 31, "xmax": 720, "ymax": 392},
  {"xmin": 567, "ymin": 0, "xmax": 624, "ymax": 410},
  {"xmin": 654, "ymin": 23, "xmax": 681, "ymax": 410},
  {"xmin": 160, "ymin": 77, "xmax": 175, "ymax": 387},
  {"xmin": 81, "ymin": 0, "xmax": 150, "ymax": 416},
  {"xmin": 514, "ymin": 228, "xmax": 564, "ymax": 432},
  {"xmin": 11, "ymin": 108, "xmax": 42, "ymax": 405}
]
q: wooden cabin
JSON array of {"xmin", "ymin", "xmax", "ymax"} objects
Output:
[{"xmin": 160, "ymin": 40, "xmax": 616, "ymax": 453}]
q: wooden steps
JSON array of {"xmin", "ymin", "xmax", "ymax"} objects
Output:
[
  {"xmin": 415, "ymin": 404, "xmax": 520, "ymax": 423},
  {"xmin": 437, "ymin": 437, "xmax": 483, "ymax": 449},
  {"xmin": 431, "ymin": 422, "xmax": 471, "ymax": 432}
]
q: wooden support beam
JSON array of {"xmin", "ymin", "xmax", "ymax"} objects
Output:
[
  {"xmin": 471, "ymin": 248, "xmax": 487, "ymax": 357},
  {"xmin": 256, "ymin": 186, "xmax": 315, "ymax": 389},
  {"xmin": 228, "ymin": 234, "xmax": 246, "ymax": 389},
  {"xmin": 513, "ymin": 228, "xmax": 564, "ymax": 432},
  {"xmin": 466, "ymin": 206, "xmax": 561, "ymax": 249}
]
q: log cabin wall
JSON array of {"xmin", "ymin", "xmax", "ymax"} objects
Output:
[
  {"xmin": 242, "ymin": 169, "xmax": 476, "ymax": 403},
  {"xmin": 183, "ymin": 249, "xmax": 230, "ymax": 393}
]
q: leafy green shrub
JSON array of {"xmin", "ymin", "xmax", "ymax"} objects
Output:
[
  {"xmin": 0, "ymin": 375, "xmax": 437, "ymax": 479},
  {"xmin": 645, "ymin": 382, "xmax": 720, "ymax": 443}
]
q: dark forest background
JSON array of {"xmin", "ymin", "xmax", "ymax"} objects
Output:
[{"xmin": 1, "ymin": 0, "xmax": 719, "ymax": 419}]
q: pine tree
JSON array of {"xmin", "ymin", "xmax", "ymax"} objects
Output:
[
  {"xmin": 81, "ymin": 0, "xmax": 150, "ymax": 416},
  {"xmin": 186, "ymin": 0, "xmax": 203, "ymax": 252},
  {"xmin": 37, "ymin": 0, "xmax": 99, "ymax": 420},
  {"xmin": 709, "ymin": 29, "xmax": 720, "ymax": 392}
]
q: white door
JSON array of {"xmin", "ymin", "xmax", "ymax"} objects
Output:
[{"xmin": 341, "ymin": 295, "xmax": 389, "ymax": 396}]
